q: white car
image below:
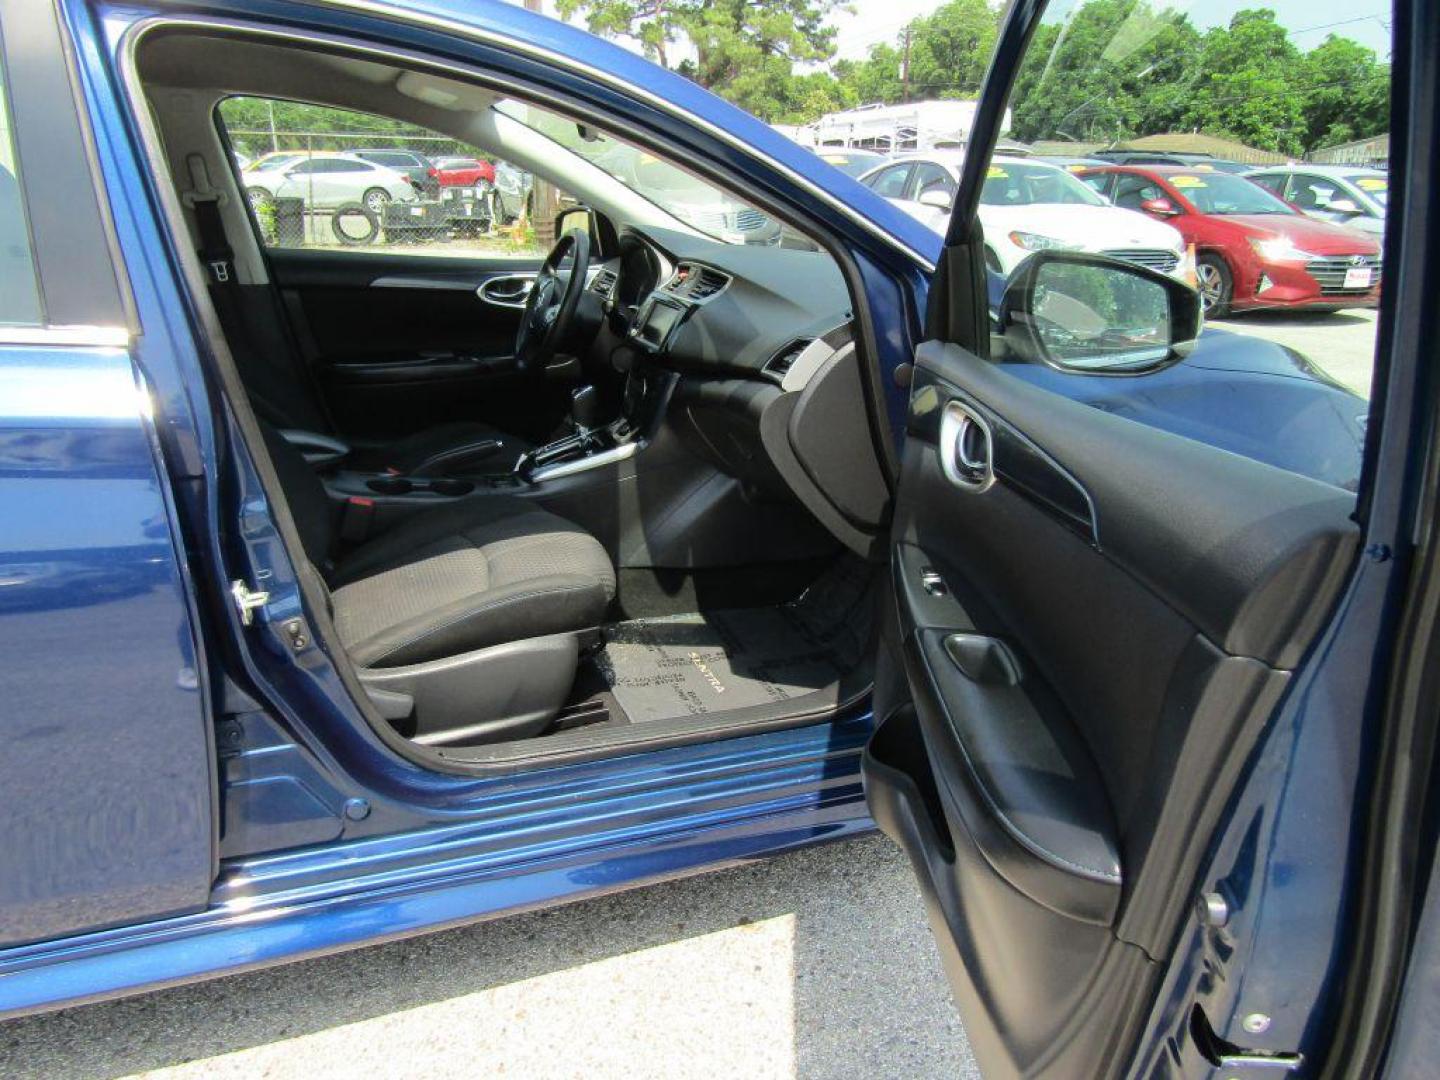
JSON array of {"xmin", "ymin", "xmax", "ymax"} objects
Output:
[
  {"xmin": 859, "ymin": 152, "xmax": 1190, "ymax": 281},
  {"xmin": 240, "ymin": 152, "xmax": 417, "ymax": 215},
  {"xmin": 1244, "ymin": 164, "xmax": 1387, "ymax": 243}
]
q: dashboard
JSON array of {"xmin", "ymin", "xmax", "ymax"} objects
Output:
[{"xmin": 588, "ymin": 225, "xmax": 854, "ymax": 381}]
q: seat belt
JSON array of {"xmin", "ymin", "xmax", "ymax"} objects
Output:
[
  {"xmin": 183, "ymin": 153, "xmax": 238, "ymax": 288},
  {"xmin": 181, "ymin": 154, "xmax": 326, "ymax": 434}
]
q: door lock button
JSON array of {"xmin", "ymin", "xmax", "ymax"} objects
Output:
[{"xmin": 921, "ymin": 567, "xmax": 948, "ymax": 596}]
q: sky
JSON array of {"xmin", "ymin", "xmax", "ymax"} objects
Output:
[{"xmin": 509, "ymin": 0, "xmax": 1392, "ymax": 69}]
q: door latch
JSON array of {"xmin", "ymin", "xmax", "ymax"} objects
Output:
[{"xmin": 230, "ymin": 579, "xmax": 271, "ymax": 626}]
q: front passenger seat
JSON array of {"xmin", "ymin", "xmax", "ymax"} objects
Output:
[{"xmin": 260, "ymin": 423, "xmax": 615, "ymax": 745}]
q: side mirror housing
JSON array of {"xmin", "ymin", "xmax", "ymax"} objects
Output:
[
  {"xmin": 1140, "ymin": 197, "xmax": 1180, "ymax": 217},
  {"xmin": 917, "ymin": 186, "xmax": 954, "ymax": 211},
  {"xmin": 997, "ymin": 251, "xmax": 1202, "ymax": 375}
]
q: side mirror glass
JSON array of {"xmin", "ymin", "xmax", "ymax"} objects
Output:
[
  {"xmin": 998, "ymin": 252, "xmax": 1202, "ymax": 375},
  {"xmin": 1139, "ymin": 197, "xmax": 1180, "ymax": 217},
  {"xmin": 917, "ymin": 186, "xmax": 954, "ymax": 211}
]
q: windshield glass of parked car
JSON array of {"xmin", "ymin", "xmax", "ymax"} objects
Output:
[
  {"xmin": 1169, "ymin": 172, "xmax": 1294, "ymax": 215},
  {"xmin": 1350, "ymin": 175, "xmax": 1388, "ymax": 207},
  {"xmin": 495, "ymin": 98, "xmax": 762, "ymax": 244},
  {"xmin": 981, "ymin": 163, "xmax": 1107, "ymax": 207}
]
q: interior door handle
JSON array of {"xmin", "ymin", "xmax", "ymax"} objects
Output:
[
  {"xmin": 938, "ymin": 400, "xmax": 995, "ymax": 492},
  {"xmin": 477, "ymin": 275, "xmax": 535, "ymax": 308}
]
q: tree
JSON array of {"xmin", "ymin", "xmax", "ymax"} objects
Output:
[
  {"xmin": 905, "ymin": 0, "xmax": 1000, "ymax": 100},
  {"xmin": 556, "ymin": 0, "xmax": 846, "ymax": 120},
  {"xmin": 1179, "ymin": 10, "xmax": 1305, "ymax": 154},
  {"xmin": 1298, "ymin": 35, "xmax": 1389, "ymax": 153}
]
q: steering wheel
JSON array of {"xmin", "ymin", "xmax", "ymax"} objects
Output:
[{"xmin": 514, "ymin": 227, "xmax": 591, "ymax": 374}]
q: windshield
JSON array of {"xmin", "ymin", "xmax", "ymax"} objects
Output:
[
  {"xmin": 981, "ymin": 162, "xmax": 1107, "ymax": 207},
  {"xmin": 1166, "ymin": 172, "xmax": 1294, "ymax": 215},
  {"xmin": 495, "ymin": 98, "xmax": 771, "ymax": 244},
  {"xmin": 1348, "ymin": 174, "xmax": 1388, "ymax": 208}
]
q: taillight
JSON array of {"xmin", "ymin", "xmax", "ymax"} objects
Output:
[{"xmin": 428, "ymin": 167, "xmax": 438, "ymax": 178}]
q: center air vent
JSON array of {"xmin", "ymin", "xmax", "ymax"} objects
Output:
[
  {"xmin": 590, "ymin": 268, "xmax": 618, "ymax": 298},
  {"xmin": 666, "ymin": 263, "xmax": 730, "ymax": 301},
  {"xmin": 764, "ymin": 338, "xmax": 813, "ymax": 383}
]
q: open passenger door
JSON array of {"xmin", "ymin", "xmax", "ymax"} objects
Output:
[{"xmin": 861, "ymin": 3, "xmax": 1366, "ymax": 1075}]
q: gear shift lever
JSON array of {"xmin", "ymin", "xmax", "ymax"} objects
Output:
[{"xmin": 570, "ymin": 384, "xmax": 604, "ymax": 434}]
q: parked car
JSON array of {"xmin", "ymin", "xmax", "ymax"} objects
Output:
[
  {"xmin": 433, "ymin": 155, "xmax": 498, "ymax": 187},
  {"xmin": 813, "ymin": 147, "xmax": 889, "ymax": 178},
  {"xmin": 1089, "ymin": 148, "xmax": 1255, "ymax": 174},
  {"xmin": 244, "ymin": 149, "xmax": 307, "ymax": 172},
  {"xmin": 1078, "ymin": 164, "xmax": 1382, "ymax": 316},
  {"xmin": 1245, "ymin": 164, "xmax": 1388, "ymax": 242},
  {"xmin": 240, "ymin": 152, "xmax": 419, "ymax": 215},
  {"xmin": 5, "ymin": 6, "xmax": 1437, "ymax": 1080},
  {"xmin": 860, "ymin": 152, "xmax": 1189, "ymax": 279},
  {"xmin": 491, "ymin": 159, "xmax": 532, "ymax": 222},
  {"xmin": 1033, "ymin": 154, "xmax": 1109, "ymax": 173},
  {"xmin": 350, "ymin": 147, "xmax": 440, "ymax": 196}
]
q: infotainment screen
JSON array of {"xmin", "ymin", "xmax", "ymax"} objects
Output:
[{"xmin": 634, "ymin": 298, "xmax": 685, "ymax": 351}]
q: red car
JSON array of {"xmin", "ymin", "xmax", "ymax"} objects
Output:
[
  {"xmin": 433, "ymin": 155, "xmax": 497, "ymax": 187},
  {"xmin": 1078, "ymin": 165, "xmax": 1382, "ymax": 316}
]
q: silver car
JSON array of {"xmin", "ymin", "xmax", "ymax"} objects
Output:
[{"xmin": 1246, "ymin": 164, "xmax": 1388, "ymax": 242}]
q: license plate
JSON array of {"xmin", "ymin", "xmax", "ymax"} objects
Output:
[{"xmin": 1343, "ymin": 267, "xmax": 1373, "ymax": 289}]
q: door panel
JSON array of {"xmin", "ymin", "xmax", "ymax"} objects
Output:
[
  {"xmin": 868, "ymin": 341, "xmax": 1357, "ymax": 1075},
  {"xmin": 268, "ymin": 248, "xmax": 565, "ymax": 443}
]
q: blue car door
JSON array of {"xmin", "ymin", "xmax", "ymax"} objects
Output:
[
  {"xmin": 0, "ymin": 0, "xmax": 214, "ymax": 950},
  {"xmin": 865, "ymin": 1, "xmax": 1417, "ymax": 1076}
]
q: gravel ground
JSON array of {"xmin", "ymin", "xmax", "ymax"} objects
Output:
[{"xmin": 0, "ymin": 834, "xmax": 977, "ymax": 1080}]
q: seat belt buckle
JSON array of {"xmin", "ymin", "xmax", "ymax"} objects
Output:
[{"xmin": 340, "ymin": 496, "xmax": 375, "ymax": 544}]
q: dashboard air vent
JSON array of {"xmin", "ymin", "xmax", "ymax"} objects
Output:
[
  {"xmin": 666, "ymin": 263, "xmax": 730, "ymax": 300},
  {"xmin": 764, "ymin": 339, "xmax": 812, "ymax": 383},
  {"xmin": 590, "ymin": 268, "xmax": 618, "ymax": 298},
  {"xmin": 688, "ymin": 267, "xmax": 729, "ymax": 300}
]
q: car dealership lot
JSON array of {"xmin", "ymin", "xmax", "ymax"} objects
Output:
[
  {"xmin": 0, "ymin": 836, "xmax": 978, "ymax": 1080},
  {"xmin": 1209, "ymin": 308, "xmax": 1378, "ymax": 398}
]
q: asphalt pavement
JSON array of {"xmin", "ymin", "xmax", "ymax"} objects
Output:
[
  {"xmin": 0, "ymin": 834, "xmax": 979, "ymax": 1080},
  {"xmin": 1208, "ymin": 307, "xmax": 1378, "ymax": 398}
]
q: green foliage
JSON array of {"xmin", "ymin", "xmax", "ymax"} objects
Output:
[{"xmin": 557, "ymin": 0, "xmax": 1388, "ymax": 158}]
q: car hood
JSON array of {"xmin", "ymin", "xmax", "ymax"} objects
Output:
[
  {"xmin": 1210, "ymin": 213, "xmax": 1381, "ymax": 255},
  {"xmin": 980, "ymin": 203, "xmax": 1182, "ymax": 250}
]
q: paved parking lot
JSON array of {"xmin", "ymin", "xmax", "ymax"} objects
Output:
[
  {"xmin": 1209, "ymin": 308, "xmax": 1379, "ymax": 398},
  {"xmin": 0, "ymin": 834, "xmax": 978, "ymax": 1080}
]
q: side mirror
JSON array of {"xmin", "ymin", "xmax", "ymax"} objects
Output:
[
  {"xmin": 1326, "ymin": 197, "xmax": 1361, "ymax": 215},
  {"xmin": 917, "ymin": 186, "xmax": 954, "ymax": 211},
  {"xmin": 997, "ymin": 251, "xmax": 1202, "ymax": 375},
  {"xmin": 1139, "ymin": 197, "xmax": 1180, "ymax": 217}
]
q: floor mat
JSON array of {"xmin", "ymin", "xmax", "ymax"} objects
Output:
[{"xmin": 594, "ymin": 559, "xmax": 873, "ymax": 723}]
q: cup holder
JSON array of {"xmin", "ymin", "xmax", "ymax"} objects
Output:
[{"xmin": 367, "ymin": 477, "xmax": 413, "ymax": 495}]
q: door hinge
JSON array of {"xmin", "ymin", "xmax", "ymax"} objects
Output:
[{"xmin": 230, "ymin": 579, "xmax": 271, "ymax": 626}]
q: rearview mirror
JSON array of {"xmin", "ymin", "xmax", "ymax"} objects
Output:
[
  {"xmin": 1139, "ymin": 197, "xmax": 1180, "ymax": 217},
  {"xmin": 997, "ymin": 251, "xmax": 1202, "ymax": 375}
]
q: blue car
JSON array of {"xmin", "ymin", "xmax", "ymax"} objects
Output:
[{"xmin": 2, "ymin": 1, "xmax": 1436, "ymax": 1076}]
